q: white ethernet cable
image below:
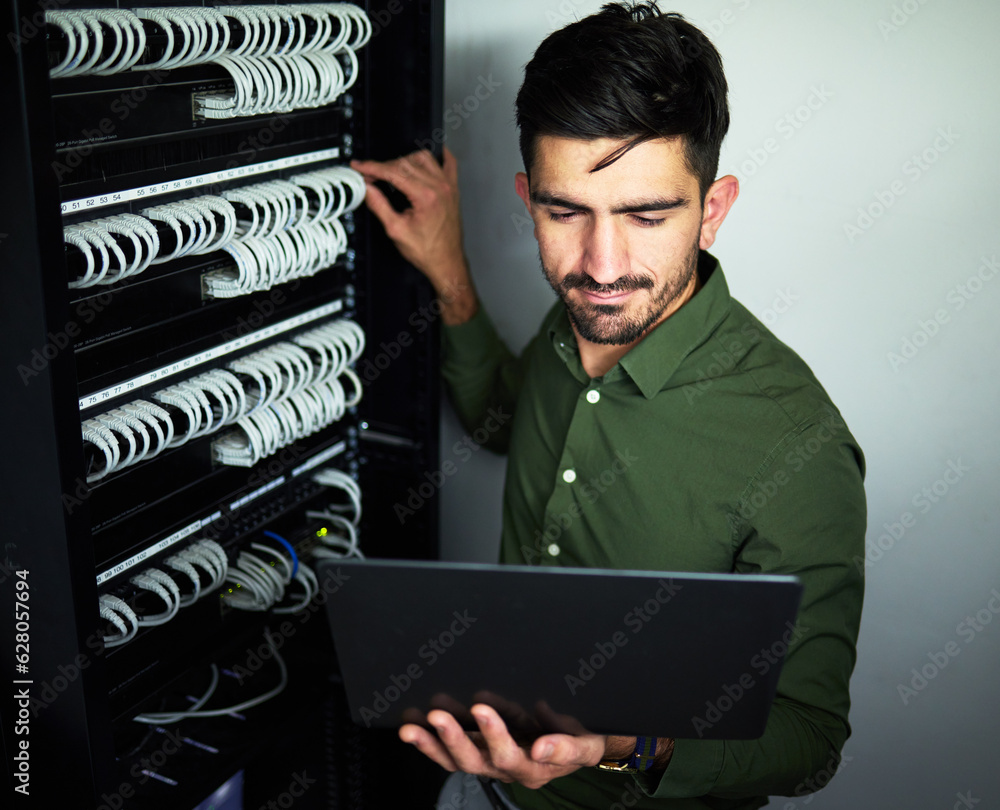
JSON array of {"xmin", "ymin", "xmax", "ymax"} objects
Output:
[
  {"xmin": 99, "ymin": 594, "xmax": 140, "ymax": 647},
  {"xmin": 97, "ymin": 537, "xmax": 227, "ymax": 649},
  {"xmin": 133, "ymin": 631, "xmax": 288, "ymax": 725},
  {"xmin": 130, "ymin": 568, "xmax": 181, "ymax": 627},
  {"xmin": 311, "ymin": 466, "xmax": 361, "ymax": 526},
  {"xmin": 308, "ymin": 513, "xmax": 362, "ymax": 561}
]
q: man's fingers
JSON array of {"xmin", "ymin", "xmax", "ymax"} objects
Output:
[
  {"xmin": 472, "ymin": 690, "xmax": 538, "ymax": 742},
  {"xmin": 530, "ymin": 735, "xmax": 574, "ymax": 766},
  {"xmin": 530, "ymin": 733, "xmax": 605, "ymax": 768},
  {"xmin": 361, "ymin": 181, "xmax": 403, "ymax": 232},
  {"xmin": 470, "ymin": 704, "xmax": 531, "ymax": 775},
  {"xmin": 428, "ymin": 709, "xmax": 493, "ymax": 776},
  {"xmin": 351, "ymin": 152, "xmax": 436, "ymax": 196},
  {"xmin": 349, "ymin": 158, "xmax": 394, "ymax": 184},
  {"xmin": 409, "ymin": 148, "xmax": 440, "ymax": 172},
  {"xmin": 399, "ymin": 723, "xmax": 460, "ymax": 773}
]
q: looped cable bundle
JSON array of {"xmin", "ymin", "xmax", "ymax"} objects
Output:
[
  {"xmin": 223, "ymin": 532, "xmax": 319, "ymax": 614},
  {"xmin": 47, "ymin": 4, "xmax": 372, "ymax": 120},
  {"xmin": 47, "ymin": 8, "xmax": 148, "ymax": 78},
  {"xmin": 64, "ymin": 167, "xmax": 363, "ymax": 294},
  {"xmin": 82, "ymin": 318, "xmax": 362, "ymax": 482},
  {"xmin": 307, "ymin": 466, "xmax": 364, "ymax": 560},
  {"xmin": 213, "ymin": 319, "xmax": 365, "ymax": 467},
  {"xmin": 98, "ymin": 538, "xmax": 228, "ymax": 647}
]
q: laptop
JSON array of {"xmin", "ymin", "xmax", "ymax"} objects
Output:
[{"xmin": 317, "ymin": 559, "xmax": 802, "ymax": 740}]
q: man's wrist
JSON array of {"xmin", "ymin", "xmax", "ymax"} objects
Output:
[
  {"xmin": 654, "ymin": 737, "xmax": 675, "ymax": 770},
  {"xmin": 603, "ymin": 735, "xmax": 636, "ymax": 761},
  {"xmin": 435, "ymin": 269, "xmax": 479, "ymax": 326},
  {"xmin": 599, "ymin": 736, "xmax": 675, "ymax": 772}
]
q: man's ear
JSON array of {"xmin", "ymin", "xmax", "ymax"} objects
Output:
[
  {"xmin": 699, "ymin": 175, "xmax": 739, "ymax": 250},
  {"xmin": 515, "ymin": 172, "xmax": 531, "ymax": 212}
]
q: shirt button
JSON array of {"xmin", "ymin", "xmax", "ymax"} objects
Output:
[
  {"xmin": 562, "ymin": 469, "xmax": 577, "ymax": 483},
  {"xmin": 547, "ymin": 543, "xmax": 560, "ymax": 557},
  {"xmin": 586, "ymin": 390, "xmax": 600, "ymax": 404}
]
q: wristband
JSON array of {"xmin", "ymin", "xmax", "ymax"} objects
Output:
[{"xmin": 596, "ymin": 736, "xmax": 658, "ymax": 773}]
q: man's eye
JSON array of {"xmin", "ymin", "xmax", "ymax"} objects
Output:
[
  {"xmin": 631, "ymin": 215, "xmax": 665, "ymax": 227},
  {"xmin": 547, "ymin": 211, "xmax": 578, "ymax": 222}
]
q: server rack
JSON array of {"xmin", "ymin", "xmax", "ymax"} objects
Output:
[{"xmin": 0, "ymin": 1, "xmax": 445, "ymax": 805}]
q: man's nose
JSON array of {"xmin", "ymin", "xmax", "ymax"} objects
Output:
[{"xmin": 581, "ymin": 217, "xmax": 628, "ymax": 285}]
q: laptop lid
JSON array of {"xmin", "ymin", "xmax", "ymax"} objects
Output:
[{"xmin": 318, "ymin": 559, "xmax": 802, "ymax": 740}]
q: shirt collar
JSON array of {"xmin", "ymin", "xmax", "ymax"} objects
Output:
[{"xmin": 546, "ymin": 251, "xmax": 732, "ymax": 398}]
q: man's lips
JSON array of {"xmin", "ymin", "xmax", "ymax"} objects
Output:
[{"xmin": 580, "ymin": 289, "xmax": 636, "ymax": 305}]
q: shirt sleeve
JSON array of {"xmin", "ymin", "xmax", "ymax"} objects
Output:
[
  {"xmin": 440, "ymin": 306, "xmax": 528, "ymax": 454},
  {"xmin": 638, "ymin": 414, "xmax": 866, "ymax": 800}
]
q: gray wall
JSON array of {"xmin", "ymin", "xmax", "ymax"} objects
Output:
[{"xmin": 433, "ymin": 1, "xmax": 1000, "ymax": 806}]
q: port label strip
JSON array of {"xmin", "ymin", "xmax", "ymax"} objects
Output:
[
  {"xmin": 62, "ymin": 147, "xmax": 340, "ymax": 215},
  {"xmin": 79, "ymin": 299, "xmax": 343, "ymax": 411}
]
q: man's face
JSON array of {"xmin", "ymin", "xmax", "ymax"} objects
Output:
[{"xmin": 515, "ymin": 136, "xmax": 708, "ymax": 347}]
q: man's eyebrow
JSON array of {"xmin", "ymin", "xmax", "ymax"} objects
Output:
[
  {"xmin": 530, "ymin": 192, "xmax": 689, "ymax": 214},
  {"xmin": 530, "ymin": 192, "xmax": 591, "ymax": 211},
  {"xmin": 611, "ymin": 197, "xmax": 690, "ymax": 214}
]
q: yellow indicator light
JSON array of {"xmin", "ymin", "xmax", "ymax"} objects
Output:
[{"xmin": 316, "ymin": 527, "xmax": 328, "ymax": 538}]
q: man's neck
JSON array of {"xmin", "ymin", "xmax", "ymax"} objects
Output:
[{"xmin": 575, "ymin": 271, "xmax": 702, "ymax": 379}]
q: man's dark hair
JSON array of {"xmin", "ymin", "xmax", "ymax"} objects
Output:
[{"xmin": 515, "ymin": 2, "xmax": 729, "ymax": 199}]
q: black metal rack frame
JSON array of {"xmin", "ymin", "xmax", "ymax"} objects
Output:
[{"xmin": 0, "ymin": 0, "xmax": 445, "ymax": 805}]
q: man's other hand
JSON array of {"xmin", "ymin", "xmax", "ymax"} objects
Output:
[
  {"xmin": 351, "ymin": 147, "xmax": 478, "ymax": 325},
  {"xmin": 399, "ymin": 704, "xmax": 607, "ymax": 790}
]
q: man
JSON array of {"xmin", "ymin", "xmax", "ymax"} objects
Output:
[{"xmin": 351, "ymin": 3, "xmax": 865, "ymax": 809}]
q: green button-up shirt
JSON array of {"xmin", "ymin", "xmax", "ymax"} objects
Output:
[{"xmin": 440, "ymin": 252, "xmax": 866, "ymax": 810}]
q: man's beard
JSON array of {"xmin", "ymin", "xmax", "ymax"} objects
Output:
[{"xmin": 540, "ymin": 239, "xmax": 700, "ymax": 346}]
